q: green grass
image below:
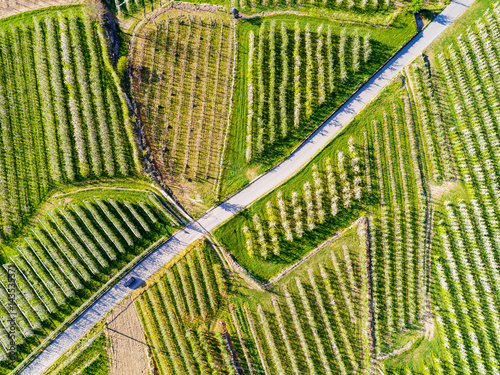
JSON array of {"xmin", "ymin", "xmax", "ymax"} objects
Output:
[
  {"xmin": 380, "ymin": 327, "xmax": 423, "ymax": 355},
  {"xmin": 436, "ymin": 181, "xmax": 468, "ymax": 203},
  {"xmin": 215, "ymin": 78, "xmax": 405, "ymax": 281},
  {"xmin": 300, "ymin": 7, "xmax": 395, "ymax": 25},
  {"xmin": 44, "ymin": 333, "xmax": 109, "ymax": 375},
  {"xmin": 219, "ymin": 12, "xmax": 415, "ymax": 199},
  {"xmin": 232, "ymin": 0, "xmax": 449, "ymax": 23},
  {"xmin": 0, "ymin": 5, "xmax": 83, "ymax": 27},
  {"xmin": 424, "ymin": 0, "xmax": 498, "ymax": 73},
  {"xmin": 171, "ymin": 0, "xmax": 232, "ymax": 7}
]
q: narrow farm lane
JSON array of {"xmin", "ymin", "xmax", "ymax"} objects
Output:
[{"xmin": 21, "ymin": 0, "xmax": 474, "ymax": 373}]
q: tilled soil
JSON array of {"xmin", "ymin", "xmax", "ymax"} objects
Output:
[{"xmin": 106, "ymin": 298, "xmax": 151, "ymax": 375}]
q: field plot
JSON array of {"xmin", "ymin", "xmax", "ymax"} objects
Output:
[
  {"xmin": 105, "ymin": 298, "xmax": 150, "ymax": 375},
  {"xmin": 130, "ymin": 12, "xmax": 236, "ymax": 215},
  {"xmin": 134, "ymin": 240, "xmax": 231, "ymax": 375},
  {"xmin": 134, "ymin": 225, "xmax": 369, "ymax": 374},
  {"xmin": 27, "ymin": 0, "xmax": 500, "ymax": 374},
  {"xmin": 220, "ymin": 13, "xmax": 415, "ymax": 198},
  {"xmin": 383, "ymin": 3, "xmax": 500, "ymax": 373},
  {"xmin": 215, "ymin": 74, "xmax": 434, "ymax": 359},
  {"xmin": 0, "ymin": 9, "xmax": 139, "ymax": 240},
  {"xmin": 0, "ymin": 187, "xmax": 178, "ymax": 372}
]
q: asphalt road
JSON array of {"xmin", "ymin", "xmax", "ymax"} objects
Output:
[{"xmin": 21, "ymin": 0, "xmax": 474, "ymax": 373}]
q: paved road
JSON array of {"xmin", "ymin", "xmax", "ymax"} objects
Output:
[{"xmin": 21, "ymin": 0, "xmax": 474, "ymax": 373}]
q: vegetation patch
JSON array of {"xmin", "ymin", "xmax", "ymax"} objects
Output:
[
  {"xmin": 219, "ymin": 12, "xmax": 415, "ymax": 198},
  {"xmin": 0, "ymin": 188, "xmax": 178, "ymax": 372},
  {"xmin": 134, "ymin": 239, "xmax": 231, "ymax": 374},
  {"xmin": 135, "ymin": 226, "xmax": 371, "ymax": 374},
  {"xmin": 0, "ymin": 9, "xmax": 140, "ymax": 241},
  {"xmin": 129, "ymin": 11, "xmax": 236, "ymax": 216}
]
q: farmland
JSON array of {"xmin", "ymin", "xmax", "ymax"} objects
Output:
[
  {"xmin": 215, "ymin": 78, "xmax": 426, "ymax": 286},
  {"xmin": 215, "ymin": 77, "xmax": 433, "ymax": 362},
  {"xmin": 130, "ymin": 11, "xmax": 236, "ymax": 215},
  {"xmin": 134, "ymin": 240, "xmax": 230, "ymax": 374},
  {"xmin": 378, "ymin": 3, "xmax": 500, "ymax": 371},
  {"xmin": 215, "ymin": 0, "xmax": 500, "ymax": 372},
  {"xmin": 5, "ymin": 0, "xmax": 500, "ymax": 374},
  {"xmin": 0, "ymin": 183, "xmax": 179, "ymax": 371},
  {"xmin": 242, "ymin": 21, "xmax": 372, "ymax": 162},
  {"xmin": 104, "ymin": 0, "xmax": 412, "ymax": 25},
  {"xmin": 129, "ymin": 5, "xmax": 415, "ymax": 213},
  {"xmin": 0, "ymin": 9, "xmax": 139, "ymax": 240},
  {"xmin": 219, "ymin": 13, "xmax": 416, "ymax": 198},
  {"xmin": 42, "ymin": 319, "xmax": 110, "ymax": 375},
  {"xmin": 406, "ymin": 3, "xmax": 500, "ymax": 372},
  {"xmin": 135, "ymin": 230, "xmax": 370, "ymax": 374}
]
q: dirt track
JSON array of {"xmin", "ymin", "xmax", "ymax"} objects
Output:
[{"xmin": 105, "ymin": 298, "xmax": 151, "ymax": 375}]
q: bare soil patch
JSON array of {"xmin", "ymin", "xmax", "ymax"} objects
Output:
[
  {"xmin": 245, "ymin": 166, "xmax": 260, "ymax": 182},
  {"xmin": 106, "ymin": 298, "xmax": 151, "ymax": 375},
  {"xmin": 429, "ymin": 180, "xmax": 457, "ymax": 201},
  {"xmin": 0, "ymin": 0, "xmax": 80, "ymax": 19},
  {"xmin": 424, "ymin": 316, "xmax": 435, "ymax": 339}
]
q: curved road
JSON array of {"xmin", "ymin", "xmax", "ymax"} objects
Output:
[{"xmin": 21, "ymin": 0, "xmax": 473, "ymax": 373}]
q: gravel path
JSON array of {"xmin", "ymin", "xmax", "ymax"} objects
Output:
[{"xmin": 21, "ymin": 0, "xmax": 474, "ymax": 373}]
